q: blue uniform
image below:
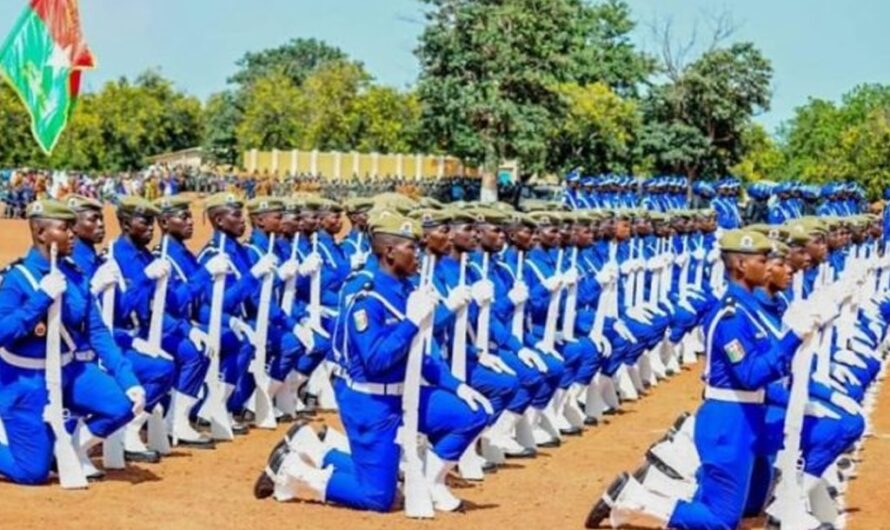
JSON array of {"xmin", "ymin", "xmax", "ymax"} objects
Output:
[
  {"xmin": 0, "ymin": 248, "xmax": 138, "ymax": 483},
  {"xmin": 107, "ymin": 236, "xmax": 178, "ymax": 411},
  {"xmin": 669, "ymin": 282, "xmax": 801, "ymax": 530},
  {"xmin": 322, "ymin": 268, "xmax": 487, "ymax": 511}
]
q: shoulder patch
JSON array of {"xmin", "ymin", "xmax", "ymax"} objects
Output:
[
  {"xmin": 353, "ymin": 309, "xmax": 369, "ymax": 332},
  {"xmin": 724, "ymin": 339, "xmax": 746, "ymax": 363}
]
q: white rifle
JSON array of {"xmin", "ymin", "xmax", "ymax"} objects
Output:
[
  {"xmin": 306, "ymin": 233, "xmax": 338, "ymax": 411},
  {"xmin": 309, "ymin": 233, "xmax": 322, "ymax": 328},
  {"xmin": 474, "ymin": 252, "xmax": 493, "ymax": 353},
  {"xmin": 510, "ymin": 250, "xmax": 525, "ymax": 339},
  {"xmin": 250, "ymin": 234, "xmax": 277, "ymax": 429},
  {"xmin": 561, "ymin": 247, "xmax": 579, "ymax": 341},
  {"xmin": 45, "ymin": 244, "xmax": 89, "ymax": 489},
  {"xmin": 145, "ymin": 236, "xmax": 171, "ymax": 454},
  {"xmin": 766, "ymin": 327, "xmax": 828, "ymax": 529},
  {"xmin": 540, "ymin": 248, "xmax": 565, "ymax": 353},
  {"xmin": 100, "ymin": 242, "xmax": 126, "ymax": 470},
  {"xmin": 399, "ymin": 254, "xmax": 436, "ymax": 519},
  {"xmin": 450, "ymin": 252, "xmax": 469, "ymax": 380},
  {"xmin": 281, "ymin": 234, "xmax": 300, "ymax": 316},
  {"xmin": 199, "ymin": 234, "xmax": 234, "ymax": 440}
]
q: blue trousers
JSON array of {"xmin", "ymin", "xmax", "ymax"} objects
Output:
[
  {"xmin": 323, "ymin": 380, "xmax": 487, "ymax": 512},
  {"xmin": 670, "ymin": 400, "xmax": 766, "ymax": 530},
  {"xmin": 229, "ymin": 323, "xmax": 304, "ymax": 411},
  {"xmin": 162, "ymin": 333, "xmax": 210, "ymax": 398},
  {"xmin": 468, "ymin": 357, "xmax": 521, "ymax": 421},
  {"xmin": 124, "ymin": 350, "xmax": 176, "ymax": 411},
  {"xmin": 565, "ymin": 337, "xmax": 602, "ymax": 386},
  {"xmin": 499, "ymin": 349, "xmax": 548, "ymax": 413},
  {"xmin": 0, "ymin": 379, "xmax": 53, "ymax": 485}
]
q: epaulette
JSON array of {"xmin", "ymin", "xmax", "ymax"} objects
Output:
[{"xmin": 361, "ymin": 280, "xmax": 374, "ymax": 292}]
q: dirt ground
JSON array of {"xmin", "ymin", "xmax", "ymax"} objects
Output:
[{"xmin": 0, "ymin": 205, "xmax": 887, "ymax": 529}]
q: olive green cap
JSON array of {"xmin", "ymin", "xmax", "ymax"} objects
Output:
[
  {"xmin": 344, "ymin": 197, "xmax": 375, "ymax": 214},
  {"xmin": 748, "ymin": 224, "xmax": 790, "ymax": 242},
  {"xmin": 65, "ymin": 194, "xmax": 102, "ymax": 212},
  {"xmin": 118, "ymin": 195, "xmax": 161, "ymax": 218},
  {"xmin": 409, "ymin": 208, "xmax": 453, "ymax": 228},
  {"xmin": 204, "ymin": 192, "xmax": 243, "ymax": 212},
  {"xmin": 417, "ymin": 197, "xmax": 445, "ymax": 210},
  {"xmin": 527, "ymin": 211, "xmax": 557, "ymax": 227},
  {"xmin": 246, "ymin": 196, "xmax": 284, "ymax": 215},
  {"xmin": 719, "ymin": 229, "xmax": 774, "ymax": 254},
  {"xmin": 468, "ymin": 207, "xmax": 509, "ymax": 225},
  {"xmin": 316, "ymin": 198, "xmax": 344, "ymax": 214},
  {"xmin": 154, "ymin": 195, "xmax": 192, "ymax": 215},
  {"xmin": 27, "ymin": 199, "xmax": 76, "ymax": 221},
  {"xmin": 784, "ymin": 223, "xmax": 812, "ymax": 245},
  {"xmin": 449, "ymin": 209, "xmax": 479, "ymax": 225},
  {"xmin": 368, "ymin": 209, "xmax": 421, "ymax": 240},
  {"xmin": 768, "ymin": 241, "xmax": 790, "ymax": 258},
  {"xmin": 503, "ymin": 211, "xmax": 537, "ymax": 229},
  {"xmin": 490, "ymin": 201, "xmax": 516, "ymax": 213}
]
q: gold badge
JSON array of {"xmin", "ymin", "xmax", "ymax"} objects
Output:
[
  {"xmin": 34, "ymin": 322, "xmax": 47, "ymax": 337},
  {"xmin": 353, "ymin": 309, "xmax": 368, "ymax": 332}
]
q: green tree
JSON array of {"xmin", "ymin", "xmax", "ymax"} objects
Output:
[
  {"xmin": 204, "ymin": 90, "xmax": 243, "ymax": 165},
  {"xmin": 352, "ymin": 86, "xmax": 422, "ymax": 154},
  {"xmin": 416, "ymin": 0, "xmax": 585, "ymax": 175},
  {"xmin": 229, "ymin": 38, "xmax": 349, "ymax": 88},
  {"xmin": 730, "ymin": 123, "xmax": 785, "ymax": 182},
  {"xmin": 296, "ymin": 60, "xmax": 370, "ymax": 151},
  {"xmin": 547, "ymin": 82, "xmax": 642, "ymax": 174},
  {"xmin": 236, "ymin": 70, "xmax": 304, "ymax": 152}
]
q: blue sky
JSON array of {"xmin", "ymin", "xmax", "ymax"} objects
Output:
[{"xmin": 2, "ymin": 0, "xmax": 888, "ymax": 132}]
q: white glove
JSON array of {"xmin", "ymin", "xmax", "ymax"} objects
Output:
[
  {"xmin": 189, "ymin": 327, "xmax": 211, "ymax": 353},
  {"xmin": 456, "ymin": 383, "xmax": 494, "ymax": 415},
  {"xmin": 613, "ymin": 320, "xmax": 637, "ymax": 343},
  {"xmin": 619, "ymin": 261, "xmax": 634, "ymax": 275},
  {"xmin": 478, "ymin": 353, "xmax": 516, "ymax": 375},
  {"xmin": 542, "ymin": 276, "xmax": 562, "ymax": 292},
  {"xmin": 131, "ymin": 337, "xmax": 172, "ymax": 360},
  {"xmin": 278, "ymin": 260, "xmax": 299, "ymax": 281},
  {"xmin": 229, "ymin": 317, "xmax": 256, "ymax": 343},
  {"xmin": 707, "ymin": 248, "xmax": 720, "ymax": 263},
  {"xmin": 676, "ymin": 253, "xmax": 689, "ymax": 267},
  {"xmin": 562, "ymin": 269, "xmax": 579, "ymax": 286},
  {"xmin": 783, "ymin": 301, "xmax": 820, "ymax": 339},
  {"xmin": 830, "ymin": 392, "xmax": 862, "ymax": 416},
  {"xmin": 692, "ymin": 248, "xmax": 706, "ymax": 261},
  {"xmin": 518, "ymin": 347, "xmax": 548, "ymax": 372},
  {"xmin": 533, "ymin": 341, "xmax": 564, "ymax": 361},
  {"xmin": 646, "ymin": 257, "xmax": 660, "ymax": 270},
  {"xmin": 350, "ymin": 253, "xmax": 366, "ymax": 270},
  {"xmin": 507, "ymin": 283, "xmax": 529, "ymax": 306},
  {"xmin": 293, "ymin": 321, "xmax": 315, "ymax": 352},
  {"xmin": 126, "ymin": 386, "xmax": 146, "ymax": 416},
  {"xmin": 204, "ymin": 254, "xmax": 229, "ymax": 277},
  {"xmin": 250, "ymin": 254, "xmax": 277, "ymax": 279},
  {"xmin": 298, "ymin": 253, "xmax": 322, "ymax": 276},
  {"xmin": 407, "ymin": 290, "xmax": 436, "ymax": 326},
  {"xmin": 595, "ymin": 268, "xmax": 611, "ymax": 284},
  {"xmin": 590, "ymin": 334, "xmax": 612, "ymax": 358},
  {"xmin": 90, "ymin": 261, "xmax": 120, "ymax": 295},
  {"xmin": 144, "ymin": 258, "xmax": 171, "ymax": 280},
  {"xmin": 444, "ymin": 285, "xmax": 471, "ymax": 312},
  {"xmin": 39, "ymin": 271, "xmax": 67, "ymax": 300},
  {"xmin": 471, "ymin": 280, "xmax": 494, "ymax": 304}
]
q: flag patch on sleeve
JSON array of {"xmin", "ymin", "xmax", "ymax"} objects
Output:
[
  {"xmin": 353, "ymin": 309, "xmax": 368, "ymax": 332},
  {"xmin": 724, "ymin": 339, "xmax": 746, "ymax": 363}
]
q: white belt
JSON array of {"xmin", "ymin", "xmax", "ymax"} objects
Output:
[
  {"xmin": 345, "ymin": 376, "xmax": 404, "ymax": 396},
  {"xmin": 704, "ymin": 386, "xmax": 764, "ymax": 404},
  {"xmin": 0, "ymin": 348, "xmax": 73, "ymax": 370}
]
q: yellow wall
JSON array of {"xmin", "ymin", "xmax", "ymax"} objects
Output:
[{"xmin": 243, "ymin": 149, "xmax": 473, "ymax": 179}]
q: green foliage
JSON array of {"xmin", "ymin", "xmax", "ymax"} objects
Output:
[
  {"xmin": 203, "ymin": 90, "xmax": 242, "ymax": 166},
  {"xmin": 229, "ymin": 38, "xmax": 349, "ymax": 88},
  {"xmin": 297, "ymin": 60, "xmax": 370, "ymax": 151},
  {"xmin": 641, "ymin": 42, "xmax": 773, "ymax": 179},
  {"xmin": 236, "ymin": 70, "xmax": 304, "ymax": 152},
  {"xmin": 730, "ymin": 123, "xmax": 784, "ymax": 182},
  {"xmin": 415, "ymin": 0, "xmax": 652, "ymax": 176},
  {"xmin": 352, "ymin": 86, "xmax": 422, "ymax": 153},
  {"xmin": 779, "ymin": 84, "xmax": 890, "ymax": 198},
  {"xmin": 547, "ymin": 82, "xmax": 642, "ymax": 174}
]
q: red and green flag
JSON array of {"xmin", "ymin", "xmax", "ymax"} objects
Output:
[{"xmin": 0, "ymin": 0, "xmax": 96, "ymax": 154}]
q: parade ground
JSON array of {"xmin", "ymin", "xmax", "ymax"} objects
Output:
[{"xmin": 0, "ymin": 207, "xmax": 887, "ymax": 530}]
